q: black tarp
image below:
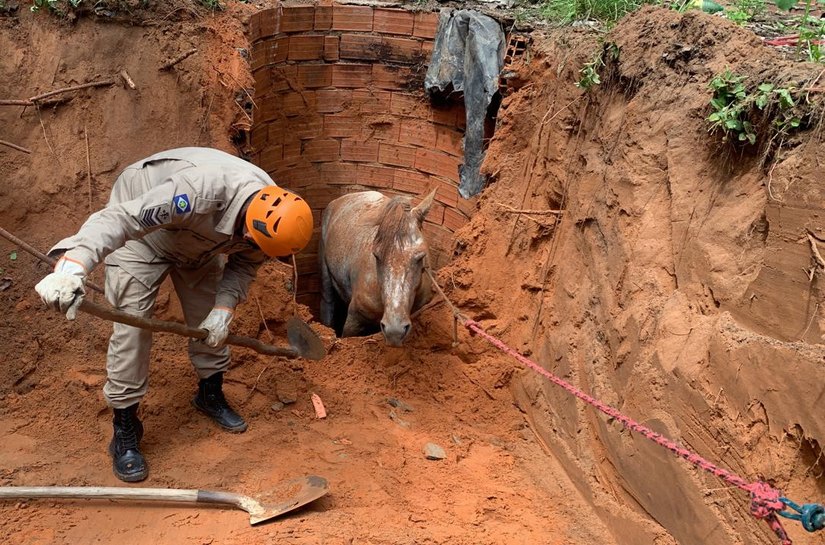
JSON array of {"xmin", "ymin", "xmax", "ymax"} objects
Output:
[{"xmin": 424, "ymin": 9, "xmax": 505, "ymax": 199}]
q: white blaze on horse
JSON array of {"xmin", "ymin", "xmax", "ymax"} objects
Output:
[{"xmin": 319, "ymin": 190, "xmax": 436, "ymax": 346}]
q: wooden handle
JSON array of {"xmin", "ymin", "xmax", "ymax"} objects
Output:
[
  {"xmin": 0, "ymin": 486, "xmax": 200, "ymax": 503},
  {"xmin": 80, "ymin": 299, "xmax": 299, "ymax": 358}
]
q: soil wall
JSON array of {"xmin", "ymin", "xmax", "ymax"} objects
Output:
[{"xmin": 442, "ymin": 7, "xmax": 825, "ymax": 545}]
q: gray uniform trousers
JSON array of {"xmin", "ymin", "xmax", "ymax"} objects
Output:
[{"xmin": 103, "ymin": 243, "xmax": 229, "ymax": 409}]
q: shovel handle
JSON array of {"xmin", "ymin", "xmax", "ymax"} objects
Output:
[
  {"xmin": 0, "ymin": 226, "xmax": 305, "ymax": 358},
  {"xmin": 79, "ymin": 299, "xmax": 299, "ymax": 358},
  {"xmin": 0, "ymin": 486, "xmax": 251, "ymax": 511}
]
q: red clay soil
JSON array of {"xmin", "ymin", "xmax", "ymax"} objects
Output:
[{"xmin": 2, "ymin": 2, "xmax": 825, "ymax": 545}]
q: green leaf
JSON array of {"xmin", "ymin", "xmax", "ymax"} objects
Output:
[
  {"xmin": 776, "ymin": 0, "xmax": 798, "ymax": 10},
  {"xmin": 790, "ymin": 117, "xmax": 801, "ymax": 127},
  {"xmin": 747, "ymin": 132, "xmax": 757, "ymax": 144},
  {"xmin": 758, "ymin": 83, "xmax": 775, "ymax": 93},
  {"xmin": 9, "ymin": 251, "xmax": 17, "ymax": 261}
]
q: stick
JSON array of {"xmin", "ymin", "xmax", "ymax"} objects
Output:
[
  {"xmin": 0, "ymin": 140, "xmax": 31, "ymax": 154},
  {"xmin": 0, "ymin": 100, "xmax": 33, "ymax": 106},
  {"xmin": 119, "ymin": 70, "xmax": 136, "ymax": 90},
  {"xmin": 160, "ymin": 48, "xmax": 197, "ymax": 71},
  {"xmin": 84, "ymin": 125, "xmax": 93, "ymax": 213},
  {"xmin": 808, "ymin": 232, "xmax": 825, "ymax": 271},
  {"xmin": 495, "ymin": 203, "xmax": 563, "ymax": 215},
  {"xmin": 291, "ymin": 254, "xmax": 299, "ymax": 316},
  {"xmin": 0, "ymin": 226, "xmax": 300, "ymax": 358},
  {"xmin": 28, "ymin": 79, "xmax": 115, "ymax": 104}
]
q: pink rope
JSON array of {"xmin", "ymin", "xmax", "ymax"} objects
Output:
[{"xmin": 462, "ymin": 318, "xmax": 792, "ymax": 544}]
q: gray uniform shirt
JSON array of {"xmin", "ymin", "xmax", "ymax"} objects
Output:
[{"xmin": 51, "ymin": 147, "xmax": 273, "ymax": 309}]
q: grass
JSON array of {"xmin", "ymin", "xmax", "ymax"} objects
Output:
[{"xmin": 537, "ymin": 0, "xmax": 650, "ymax": 26}]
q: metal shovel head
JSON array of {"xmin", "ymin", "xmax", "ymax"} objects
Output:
[
  {"xmin": 249, "ymin": 475, "xmax": 329, "ymax": 525},
  {"xmin": 286, "ymin": 317, "xmax": 326, "ymax": 360}
]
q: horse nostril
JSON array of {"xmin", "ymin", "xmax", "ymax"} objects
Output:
[
  {"xmin": 402, "ymin": 323, "xmax": 411, "ymax": 337},
  {"xmin": 380, "ymin": 322, "xmax": 387, "ymax": 333}
]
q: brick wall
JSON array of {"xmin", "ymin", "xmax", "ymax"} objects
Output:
[{"xmin": 249, "ymin": 3, "xmax": 475, "ymax": 312}]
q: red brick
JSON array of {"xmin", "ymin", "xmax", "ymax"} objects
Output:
[
  {"xmin": 398, "ymin": 118, "xmax": 437, "ymax": 147},
  {"xmin": 297, "ymin": 65, "xmax": 332, "ymax": 89},
  {"xmin": 281, "ymin": 141, "xmax": 302, "ymax": 163},
  {"xmin": 341, "ymin": 139, "xmax": 379, "ymax": 163},
  {"xmin": 298, "ymin": 186, "xmax": 342, "ymax": 210},
  {"xmin": 320, "ymin": 162, "xmax": 358, "ymax": 185},
  {"xmin": 324, "ymin": 35, "xmax": 340, "ymax": 62},
  {"xmin": 331, "ymin": 64, "xmax": 373, "ymax": 88},
  {"xmin": 339, "ymin": 34, "xmax": 383, "ymax": 62},
  {"xmin": 280, "ymin": 5, "xmax": 316, "ymax": 33},
  {"xmin": 253, "ymin": 68, "xmax": 272, "ymax": 96},
  {"xmin": 296, "ymin": 273, "xmax": 322, "ymax": 295},
  {"xmin": 443, "ymin": 206, "xmax": 469, "ymax": 231},
  {"xmin": 302, "ymin": 138, "xmax": 340, "ymax": 162},
  {"xmin": 291, "ymin": 116, "xmax": 324, "ymax": 140},
  {"xmin": 415, "ymin": 148, "xmax": 460, "ymax": 180},
  {"xmin": 323, "ymin": 115, "xmax": 360, "ymax": 138},
  {"xmin": 254, "ymin": 36, "xmax": 288, "ymax": 68},
  {"xmin": 275, "ymin": 164, "xmax": 316, "ymax": 188},
  {"xmin": 314, "ymin": 5, "xmax": 333, "ymax": 30},
  {"xmin": 271, "ymin": 65, "xmax": 298, "ymax": 93},
  {"xmin": 249, "ymin": 11, "xmax": 263, "ymax": 42},
  {"xmin": 435, "ymin": 125, "xmax": 463, "ymax": 157},
  {"xmin": 361, "ymin": 117, "xmax": 399, "ymax": 142},
  {"xmin": 392, "ymin": 169, "xmax": 430, "ymax": 194},
  {"xmin": 421, "ymin": 40, "xmax": 434, "ymax": 57},
  {"xmin": 390, "ymin": 92, "xmax": 425, "ymax": 116},
  {"xmin": 357, "ymin": 164, "xmax": 394, "ymax": 188},
  {"xmin": 431, "ymin": 176, "xmax": 459, "ymax": 208},
  {"xmin": 383, "ymin": 36, "xmax": 423, "ymax": 63},
  {"xmin": 282, "ymin": 92, "xmax": 317, "ymax": 117},
  {"xmin": 421, "ymin": 200, "xmax": 445, "ymax": 226},
  {"xmin": 264, "ymin": 119, "xmax": 285, "ymax": 145},
  {"xmin": 413, "ymin": 12, "xmax": 439, "ymax": 39},
  {"xmin": 255, "ymin": 9, "xmax": 279, "ymax": 41},
  {"xmin": 316, "ymin": 89, "xmax": 351, "ymax": 113},
  {"xmin": 351, "ymin": 89, "xmax": 392, "ymax": 114},
  {"xmin": 428, "ymin": 105, "xmax": 458, "ymax": 126},
  {"xmin": 259, "ymin": 144, "xmax": 283, "ymax": 171},
  {"xmin": 456, "ymin": 194, "xmax": 478, "ymax": 218},
  {"xmin": 372, "ymin": 64, "xmax": 414, "ymax": 91},
  {"xmin": 288, "ymin": 35, "xmax": 325, "ymax": 61},
  {"xmin": 373, "ymin": 8, "xmax": 414, "ymax": 35},
  {"xmin": 332, "ymin": 5, "xmax": 373, "ymax": 31},
  {"xmin": 378, "ymin": 143, "xmax": 416, "ymax": 168},
  {"xmin": 258, "ymin": 97, "xmax": 279, "ymax": 122},
  {"xmin": 251, "ymin": 123, "xmax": 269, "ymax": 147}
]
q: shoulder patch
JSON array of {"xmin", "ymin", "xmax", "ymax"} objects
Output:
[
  {"xmin": 173, "ymin": 194, "xmax": 191, "ymax": 214},
  {"xmin": 138, "ymin": 204, "xmax": 172, "ymax": 229}
]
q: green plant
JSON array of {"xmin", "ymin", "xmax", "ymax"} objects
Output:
[
  {"xmin": 576, "ymin": 42, "xmax": 619, "ymax": 90},
  {"xmin": 707, "ymin": 69, "xmax": 801, "ymax": 146},
  {"xmin": 724, "ymin": 0, "xmax": 765, "ymax": 25},
  {"xmin": 199, "ymin": 0, "xmax": 222, "ymax": 9},
  {"xmin": 30, "ymin": 0, "xmax": 81, "ymax": 13},
  {"xmin": 538, "ymin": 0, "xmax": 649, "ymax": 26},
  {"xmin": 773, "ymin": 0, "xmax": 825, "ymax": 62}
]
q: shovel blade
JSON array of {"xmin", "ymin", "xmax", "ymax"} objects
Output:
[
  {"xmin": 250, "ymin": 475, "xmax": 329, "ymax": 525},
  {"xmin": 286, "ymin": 317, "xmax": 326, "ymax": 361}
]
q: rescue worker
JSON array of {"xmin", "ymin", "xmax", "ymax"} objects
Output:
[{"xmin": 33, "ymin": 147, "xmax": 313, "ymax": 482}]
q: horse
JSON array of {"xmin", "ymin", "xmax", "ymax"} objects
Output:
[{"xmin": 319, "ymin": 189, "xmax": 437, "ymax": 346}]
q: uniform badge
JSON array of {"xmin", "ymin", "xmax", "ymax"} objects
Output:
[
  {"xmin": 139, "ymin": 204, "xmax": 172, "ymax": 229},
  {"xmin": 173, "ymin": 194, "xmax": 191, "ymax": 214}
]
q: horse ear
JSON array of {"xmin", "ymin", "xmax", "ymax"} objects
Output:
[{"xmin": 412, "ymin": 189, "xmax": 437, "ymax": 222}]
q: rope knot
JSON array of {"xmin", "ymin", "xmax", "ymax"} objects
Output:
[{"xmin": 749, "ymin": 482, "xmax": 785, "ymax": 518}]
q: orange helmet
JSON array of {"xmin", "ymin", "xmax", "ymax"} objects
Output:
[{"xmin": 245, "ymin": 186, "xmax": 313, "ymax": 257}]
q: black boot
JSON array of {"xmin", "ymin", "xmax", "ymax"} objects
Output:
[
  {"xmin": 192, "ymin": 372, "xmax": 248, "ymax": 433},
  {"xmin": 108, "ymin": 403, "xmax": 148, "ymax": 482}
]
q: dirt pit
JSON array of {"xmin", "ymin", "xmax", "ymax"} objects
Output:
[{"xmin": 2, "ymin": 2, "xmax": 825, "ymax": 545}]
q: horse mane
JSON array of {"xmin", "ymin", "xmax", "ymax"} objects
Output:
[{"xmin": 373, "ymin": 197, "xmax": 413, "ymax": 259}]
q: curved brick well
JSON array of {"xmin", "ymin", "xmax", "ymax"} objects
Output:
[{"xmin": 249, "ymin": 3, "xmax": 474, "ymax": 312}]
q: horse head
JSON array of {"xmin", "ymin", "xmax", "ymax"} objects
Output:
[{"xmin": 372, "ymin": 189, "xmax": 436, "ymax": 346}]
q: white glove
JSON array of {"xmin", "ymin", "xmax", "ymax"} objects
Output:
[
  {"xmin": 34, "ymin": 257, "xmax": 87, "ymax": 320},
  {"xmin": 198, "ymin": 307, "xmax": 234, "ymax": 348}
]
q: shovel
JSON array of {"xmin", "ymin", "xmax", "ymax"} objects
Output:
[
  {"xmin": 0, "ymin": 475, "xmax": 329, "ymax": 525},
  {"xmin": 0, "ymin": 226, "xmax": 326, "ymax": 360}
]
